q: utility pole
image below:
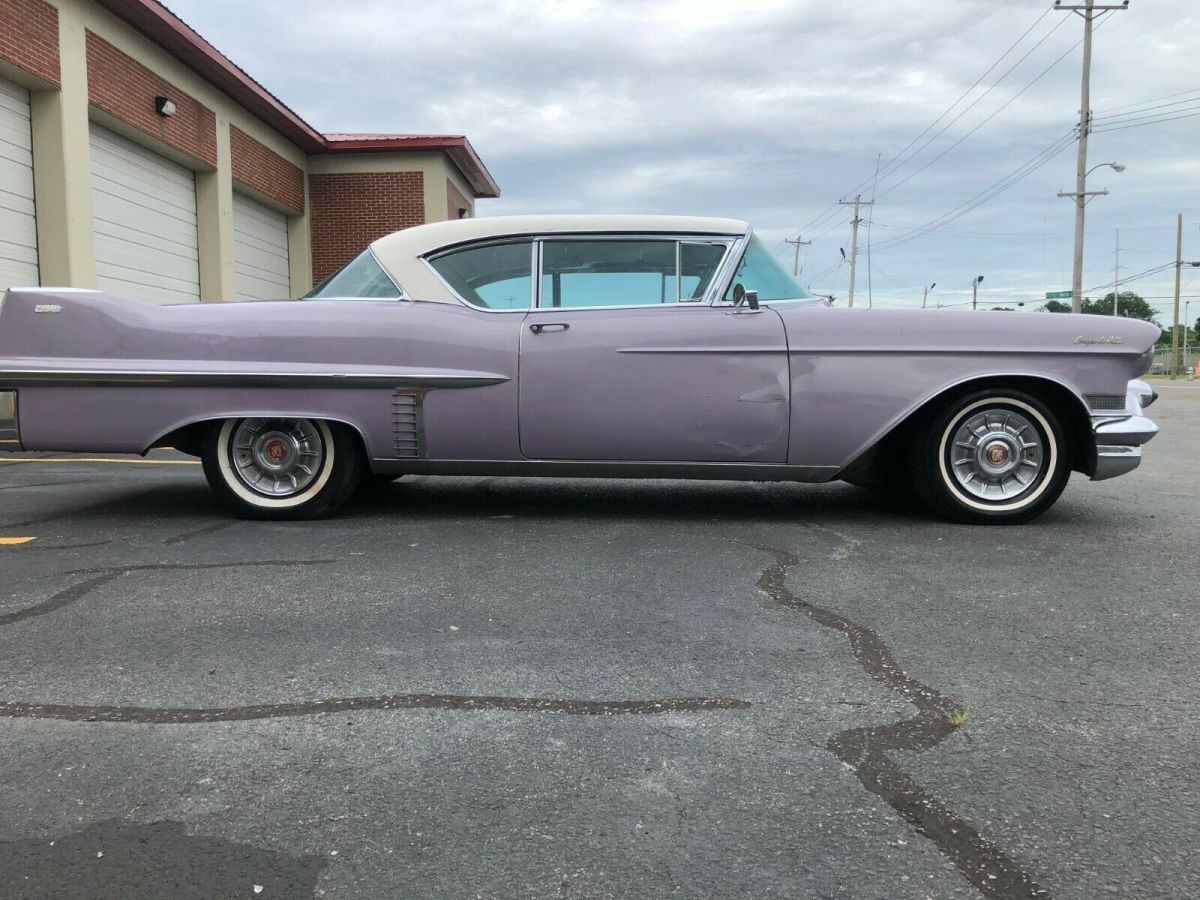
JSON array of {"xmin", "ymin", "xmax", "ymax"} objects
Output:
[
  {"xmin": 922, "ymin": 282, "xmax": 936, "ymax": 309},
  {"xmin": 1172, "ymin": 213, "xmax": 1183, "ymax": 377},
  {"xmin": 838, "ymin": 194, "xmax": 872, "ymax": 307},
  {"xmin": 1055, "ymin": 0, "xmax": 1129, "ymax": 313},
  {"xmin": 971, "ymin": 275, "xmax": 984, "ymax": 310},
  {"xmin": 1112, "ymin": 228, "xmax": 1120, "ymax": 316},
  {"xmin": 785, "ymin": 236, "xmax": 811, "ymax": 276}
]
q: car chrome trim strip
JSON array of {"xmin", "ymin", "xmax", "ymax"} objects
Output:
[
  {"xmin": 0, "ymin": 371, "xmax": 508, "ymax": 389},
  {"xmin": 615, "ymin": 346, "xmax": 789, "ymax": 354},
  {"xmin": 0, "ymin": 390, "xmax": 20, "ymax": 449},
  {"xmin": 367, "ymin": 458, "xmax": 839, "ymax": 482}
]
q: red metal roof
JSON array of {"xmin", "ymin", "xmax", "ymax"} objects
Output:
[{"xmin": 92, "ymin": 0, "xmax": 500, "ymax": 197}]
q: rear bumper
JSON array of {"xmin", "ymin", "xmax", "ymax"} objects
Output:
[{"xmin": 1090, "ymin": 380, "xmax": 1157, "ymax": 481}]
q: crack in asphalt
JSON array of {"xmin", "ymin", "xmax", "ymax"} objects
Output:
[
  {"xmin": 0, "ymin": 561, "xmax": 336, "ymax": 629},
  {"xmin": 0, "ymin": 560, "xmax": 750, "ymax": 724},
  {"xmin": 0, "ymin": 694, "xmax": 749, "ymax": 724},
  {"xmin": 753, "ymin": 544, "xmax": 1050, "ymax": 900},
  {"xmin": 162, "ymin": 521, "xmax": 238, "ymax": 545}
]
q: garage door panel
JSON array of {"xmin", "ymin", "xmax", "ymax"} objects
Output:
[
  {"xmin": 92, "ymin": 190, "xmax": 200, "ymax": 247},
  {"xmin": 90, "ymin": 124, "xmax": 199, "ymax": 304},
  {"xmin": 233, "ymin": 192, "xmax": 290, "ymax": 300},
  {"xmin": 0, "ymin": 77, "xmax": 37, "ymax": 289}
]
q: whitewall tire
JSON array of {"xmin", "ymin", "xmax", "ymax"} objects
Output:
[
  {"xmin": 202, "ymin": 418, "xmax": 363, "ymax": 519},
  {"xmin": 911, "ymin": 390, "xmax": 1070, "ymax": 525}
]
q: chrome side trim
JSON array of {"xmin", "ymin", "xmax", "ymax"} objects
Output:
[
  {"xmin": 0, "ymin": 371, "xmax": 507, "ymax": 389},
  {"xmin": 0, "ymin": 390, "xmax": 19, "ymax": 449},
  {"xmin": 368, "ymin": 458, "xmax": 839, "ymax": 482}
]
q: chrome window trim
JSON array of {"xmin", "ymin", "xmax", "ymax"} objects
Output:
[
  {"xmin": 708, "ymin": 231, "xmax": 754, "ymax": 307},
  {"xmin": 305, "ymin": 248, "xmax": 409, "ymax": 301},
  {"xmin": 534, "ymin": 234, "xmax": 737, "ymax": 310},
  {"xmin": 420, "ymin": 240, "xmax": 535, "ymax": 313},
  {"xmin": 708, "ymin": 228, "xmax": 811, "ymax": 306}
]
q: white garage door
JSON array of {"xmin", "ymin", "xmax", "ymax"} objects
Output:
[
  {"xmin": 0, "ymin": 78, "xmax": 38, "ymax": 289},
  {"xmin": 233, "ymin": 191, "xmax": 291, "ymax": 300},
  {"xmin": 90, "ymin": 123, "xmax": 199, "ymax": 304}
]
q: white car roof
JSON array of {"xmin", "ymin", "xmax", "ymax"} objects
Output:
[{"xmin": 370, "ymin": 215, "xmax": 750, "ymax": 304}]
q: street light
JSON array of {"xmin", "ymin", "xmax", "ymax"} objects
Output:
[
  {"xmin": 971, "ymin": 275, "xmax": 984, "ymax": 311},
  {"xmin": 1058, "ymin": 161, "xmax": 1125, "ymax": 313},
  {"xmin": 922, "ymin": 282, "xmax": 936, "ymax": 309}
]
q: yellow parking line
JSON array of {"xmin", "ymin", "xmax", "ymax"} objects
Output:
[
  {"xmin": 0, "ymin": 537, "xmax": 36, "ymax": 545},
  {"xmin": 0, "ymin": 457, "xmax": 200, "ymax": 465}
]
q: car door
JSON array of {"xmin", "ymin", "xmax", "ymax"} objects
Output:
[{"xmin": 518, "ymin": 236, "xmax": 790, "ymax": 462}]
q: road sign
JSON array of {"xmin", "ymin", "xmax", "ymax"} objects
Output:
[{"xmin": 1045, "ymin": 290, "xmax": 1073, "ymax": 300}]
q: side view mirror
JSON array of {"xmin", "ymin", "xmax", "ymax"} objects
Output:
[{"xmin": 731, "ymin": 284, "xmax": 759, "ymax": 311}]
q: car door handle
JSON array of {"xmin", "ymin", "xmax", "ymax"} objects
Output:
[{"xmin": 529, "ymin": 322, "xmax": 569, "ymax": 334}]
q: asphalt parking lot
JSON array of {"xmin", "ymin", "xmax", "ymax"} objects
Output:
[{"xmin": 1, "ymin": 385, "xmax": 1197, "ymax": 900}]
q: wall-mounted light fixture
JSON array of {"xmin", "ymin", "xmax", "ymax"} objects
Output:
[{"xmin": 155, "ymin": 96, "xmax": 177, "ymax": 117}]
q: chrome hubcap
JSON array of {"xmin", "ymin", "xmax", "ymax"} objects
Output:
[
  {"xmin": 230, "ymin": 418, "xmax": 324, "ymax": 497},
  {"xmin": 949, "ymin": 408, "xmax": 1044, "ymax": 501}
]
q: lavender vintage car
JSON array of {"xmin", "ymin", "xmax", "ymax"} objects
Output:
[{"xmin": 0, "ymin": 215, "xmax": 1159, "ymax": 523}]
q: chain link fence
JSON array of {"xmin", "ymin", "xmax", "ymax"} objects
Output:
[{"xmin": 1150, "ymin": 348, "xmax": 1200, "ymax": 376}]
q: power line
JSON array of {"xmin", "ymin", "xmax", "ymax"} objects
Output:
[
  {"xmin": 870, "ymin": 129, "xmax": 1078, "ymax": 253},
  {"xmin": 1095, "ymin": 86, "xmax": 1200, "ymax": 115},
  {"xmin": 875, "ymin": 23, "xmax": 1097, "ymax": 201},
  {"xmin": 842, "ymin": 7, "xmax": 1059, "ymax": 203},
  {"xmin": 1092, "ymin": 108, "xmax": 1200, "ymax": 134},
  {"xmin": 1092, "ymin": 95, "xmax": 1200, "ymax": 124},
  {"xmin": 785, "ymin": 5, "xmax": 1058, "ymax": 242},
  {"xmin": 872, "ymin": 15, "xmax": 1071, "ymax": 199}
]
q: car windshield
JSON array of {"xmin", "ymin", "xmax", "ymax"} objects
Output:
[
  {"xmin": 724, "ymin": 235, "xmax": 810, "ymax": 302},
  {"xmin": 304, "ymin": 249, "xmax": 402, "ymax": 299}
]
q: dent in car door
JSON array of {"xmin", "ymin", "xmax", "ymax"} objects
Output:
[{"xmin": 518, "ymin": 304, "xmax": 789, "ymax": 462}]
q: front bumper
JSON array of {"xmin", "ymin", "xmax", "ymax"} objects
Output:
[
  {"xmin": 1090, "ymin": 379, "xmax": 1158, "ymax": 481},
  {"xmin": 0, "ymin": 390, "xmax": 18, "ymax": 450}
]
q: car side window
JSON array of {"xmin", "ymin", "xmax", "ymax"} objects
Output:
[
  {"xmin": 539, "ymin": 239, "xmax": 727, "ymax": 308},
  {"xmin": 427, "ymin": 241, "xmax": 533, "ymax": 310},
  {"xmin": 723, "ymin": 235, "xmax": 810, "ymax": 302},
  {"xmin": 304, "ymin": 249, "xmax": 402, "ymax": 299}
]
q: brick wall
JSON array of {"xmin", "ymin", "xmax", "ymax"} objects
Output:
[
  {"xmin": 0, "ymin": 0, "xmax": 59, "ymax": 86},
  {"xmin": 85, "ymin": 30, "xmax": 216, "ymax": 167},
  {"xmin": 230, "ymin": 125, "xmax": 304, "ymax": 213},
  {"xmin": 309, "ymin": 171, "xmax": 424, "ymax": 282},
  {"xmin": 447, "ymin": 178, "xmax": 472, "ymax": 220}
]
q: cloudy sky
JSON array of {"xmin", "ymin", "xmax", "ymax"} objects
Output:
[{"xmin": 172, "ymin": 0, "xmax": 1200, "ymax": 316}]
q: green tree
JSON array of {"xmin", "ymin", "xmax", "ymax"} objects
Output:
[
  {"xmin": 1041, "ymin": 299, "xmax": 1072, "ymax": 313},
  {"xmin": 1082, "ymin": 291, "xmax": 1159, "ymax": 322},
  {"xmin": 1043, "ymin": 291, "xmax": 1160, "ymax": 323}
]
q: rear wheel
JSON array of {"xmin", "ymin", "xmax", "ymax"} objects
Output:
[
  {"xmin": 202, "ymin": 417, "xmax": 363, "ymax": 520},
  {"xmin": 911, "ymin": 390, "xmax": 1070, "ymax": 525}
]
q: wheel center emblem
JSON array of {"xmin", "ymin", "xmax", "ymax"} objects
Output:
[
  {"xmin": 265, "ymin": 440, "xmax": 288, "ymax": 463},
  {"xmin": 985, "ymin": 442, "xmax": 1009, "ymax": 465}
]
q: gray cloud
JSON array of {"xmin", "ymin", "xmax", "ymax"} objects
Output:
[{"xmin": 170, "ymin": 0, "xmax": 1200, "ymax": 314}]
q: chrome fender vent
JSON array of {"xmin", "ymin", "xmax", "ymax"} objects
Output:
[{"xmin": 391, "ymin": 391, "xmax": 425, "ymax": 458}]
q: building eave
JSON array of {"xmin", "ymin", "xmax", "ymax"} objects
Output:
[{"xmin": 92, "ymin": 0, "xmax": 500, "ymax": 196}]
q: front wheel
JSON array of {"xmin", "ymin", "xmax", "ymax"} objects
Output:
[
  {"xmin": 911, "ymin": 390, "xmax": 1070, "ymax": 525},
  {"xmin": 202, "ymin": 418, "xmax": 363, "ymax": 520}
]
